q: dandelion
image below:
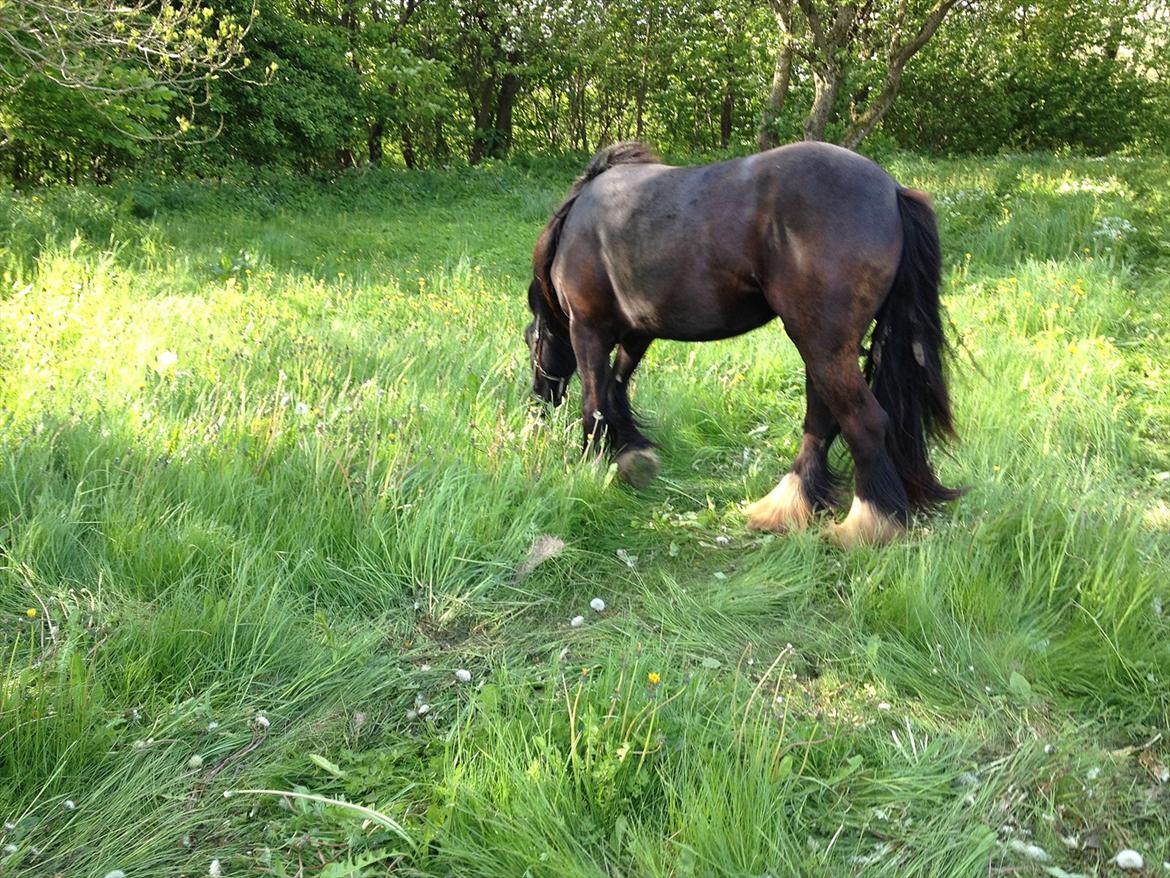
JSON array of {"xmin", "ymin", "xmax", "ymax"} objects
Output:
[
  {"xmin": 417, "ymin": 703, "xmax": 431, "ymax": 716},
  {"xmin": 25, "ymin": 608, "xmax": 36, "ymax": 618},
  {"xmin": 647, "ymin": 672, "xmax": 661, "ymax": 685},
  {"xmin": 590, "ymin": 597, "xmax": 606, "ymax": 612},
  {"xmin": 187, "ymin": 754, "xmax": 204, "ymax": 770},
  {"xmin": 570, "ymin": 615, "xmax": 585, "ymax": 628},
  {"xmin": 253, "ymin": 714, "xmax": 270, "ymax": 731},
  {"xmin": 294, "ymin": 401, "xmax": 310, "ymax": 417},
  {"xmin": 454, "ymin": 669, "xmax": 472, "ymax": 683},
  {"xmin": 207, "ymin": 721, "xmax": 219, "ymax": 732},
  {"xmin": 157, "ymin": 350, "xmax": 178, "ymax": 371},
  {"xmin": 62, "ymin": 800, "xmax": 76, "ymax": 811}
]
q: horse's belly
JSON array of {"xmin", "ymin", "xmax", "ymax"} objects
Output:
[{"xmin": 621, "ymin": 285, "xmax": 776, "ymax": 342}]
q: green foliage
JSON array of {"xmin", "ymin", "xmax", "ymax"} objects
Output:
[{"xmin": 886, "ymin": 0, "xmax": 1167, "ymax": 155}]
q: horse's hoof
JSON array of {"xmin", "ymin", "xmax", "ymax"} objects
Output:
[
  {"xmin": 745, "ymin": 473, "xmax": 812, "ymax": 533},
  {"xmin": 617, "ymin": 447, "xmax": 660, "ymax": 488},
  {"xmin": 823, "ymin": 496, "xmax": 903, "ymax": 548}
]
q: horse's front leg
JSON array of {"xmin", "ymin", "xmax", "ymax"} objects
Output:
[
  {"xmin": 609, "ymin": 337, "xmax": 659, "ymax": 487},
  {"xmin": 569, "ymin": 321, "xmax": 616, "ymax": 456}
]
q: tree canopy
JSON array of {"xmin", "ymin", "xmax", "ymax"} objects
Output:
[{"xmin": 1, "ymin": 0, "xmax": 1166, "ymax": 182}]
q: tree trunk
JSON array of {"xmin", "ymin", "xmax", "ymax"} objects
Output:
[
  {"xmin": 720, "ymin": 86, "xmax": 734, "ymax": 148},
  {"xmin": 758, "ymin": 39, "xmax": 794, "ymax": 150},
  {"xmin": 840, "ymin": 70, "xmax": 902, "ymax": 149},
  {"xmin": 468, "ymin": 85, "xmax": 496, "ymax": 164},
  {"xmin": 803, "ymin": 61, "xmax": 841, "ymax": 141},
  {"xmin": 490, "ymin": 70, "xmax": 521, "ymax": 158},
  {"xmin": 368, "ymin": 119, "xmax": 385, "ymax": 166}
]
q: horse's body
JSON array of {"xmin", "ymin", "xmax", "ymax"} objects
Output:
[{"xmin": 526, "ymin": 142, "xmax": 961, "ymax": 546}]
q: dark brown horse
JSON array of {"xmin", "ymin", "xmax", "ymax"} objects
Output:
[{"xmin": 524, "ymin": 142, "xmax": 961, "ymax": 546}]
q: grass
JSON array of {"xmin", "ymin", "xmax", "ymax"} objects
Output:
[{"xmin": 0, "ymin": 149, "xmax": 1168, "ymax": 877}]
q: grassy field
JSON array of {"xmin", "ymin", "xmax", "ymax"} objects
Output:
[{"xmin": 1, "ymin": 150, "xmax": 1168, "ymax": 877}]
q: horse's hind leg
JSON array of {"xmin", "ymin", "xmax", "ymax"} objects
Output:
[
  {"xmin": 811, "ymin": 350, "xmax": 909, "ymax": 547},
  {"xmin": 746, "ymin": 374, "xmax": 840, "ymax": 532},
  {"xmin": 609, "ymin": 337, "xmax": 659, "ymax": 487}
]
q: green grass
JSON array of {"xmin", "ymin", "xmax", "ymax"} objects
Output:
[{"xmin": 0, "ymin": 150, "xmax": 1168, "ymax": 877}]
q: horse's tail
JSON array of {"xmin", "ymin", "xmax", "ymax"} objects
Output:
[
  {"xmin": 532, "ymin": 142, "xmax": 660, "ymax": 328},
  {"xmin": 864, "ymin": 188, "xmax": 963, "ymax": 508}
]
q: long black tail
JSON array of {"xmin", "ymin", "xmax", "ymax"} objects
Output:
[
  {"xmin": 864, "ymin": 188, "xmax": 962, "ymax": 508},
  {"xmin": 531, "ymin": 142, "xmax": 660, "ymax": 329}
]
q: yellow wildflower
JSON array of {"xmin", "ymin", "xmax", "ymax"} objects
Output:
[{"xmin": 648, "ymin": 672, "xmax": 661, "ymax": 685}]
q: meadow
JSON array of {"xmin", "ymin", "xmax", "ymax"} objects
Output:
[{"xmin": 0, "ymin": 150, "xmax": 1168, "ymax": 877}]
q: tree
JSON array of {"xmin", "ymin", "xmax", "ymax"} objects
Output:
[
  {"xmin": 0, "ymin": 0, "xmax": 252, "ymax": 117},
  {"xmin": 757, "ymin": 0, "xmax": 969, "ymax": 148}
]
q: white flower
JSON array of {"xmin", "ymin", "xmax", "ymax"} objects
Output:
[
  {"xmin": 210, "ymin": 858, "xmax": 223, "ymax": 877},
  {"xmin": 570, "ymin": 615, "xmax": 585, "ymax": 628},
  {"xmin": 590, "ymin": 598, "xmax": 605, "ymax": 612},
  {"xmin": 294, "ymin": 401, "xmax": 310, "ymax": 417},
  {"xmin": 1113, "ymin": 849, "xmax": 1143, "ymax": 870},
  {"xmin": 62, "ymin": 800, "xmax": 76, "ymax": 811},
  {"xmin": 1006, "ymin": 839, "xmax": 1051, "ymax": 863},
  {"xmin": 454, "ymin": 669, "xmax": 472, "ymax": 683}
]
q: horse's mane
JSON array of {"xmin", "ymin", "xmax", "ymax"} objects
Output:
[{"xmin": 531, "ymin": 142, "xmax": 660, "ymax": 332}]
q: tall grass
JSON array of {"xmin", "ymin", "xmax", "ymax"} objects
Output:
[{"xmin": 0, "ymin": 152, "xmax": 1168, "ymax": 876}]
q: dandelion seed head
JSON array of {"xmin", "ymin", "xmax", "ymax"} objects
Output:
[
  {"xmin": 62, "ymin": 799, "xmax": 76, "ymax": 811},
  {"xmin": 590, "ymin": 598, "xmax": 605, "ymax": 612},
  {"xmin": 209, "ymin": 858, "xmax": 223, "ymax": 877},
  {"xmin": 253, "ymin": 714, "xmax": 270, "ymax": 730},
  {"xmin": 295, "ymin": 401, "xmax": 310, "ymax": 416},
  {"xmin": 454, "ymin": 669, "xmax": 472, "ymax": 683},
  {"xmin": 187, "ymin": 754, "xmax": 204, "ymax": 770},
  {"xmin": 570, "ymin": 615, "xmax": 585, "ymax": 628},
  {"xmin": 103, "ymin": 871, "xmax": 127, "ymax": 878},
  {"xmin": 207, "ymin": 721, "xmax": 219, "ymax": 732}
]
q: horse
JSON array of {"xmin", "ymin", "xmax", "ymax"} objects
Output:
[{"xmin": 524, "ymin": 141, "xmax": 962, "ymax": 546}]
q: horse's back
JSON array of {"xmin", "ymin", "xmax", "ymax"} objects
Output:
[{"xmin": 551, "ymin": 142, "xmax": 905, "ymax": 341}]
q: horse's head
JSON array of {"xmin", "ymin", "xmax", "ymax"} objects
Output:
[{"xmin": 526, "ymin": 279, "xmax": 576, "ymax": 406}]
